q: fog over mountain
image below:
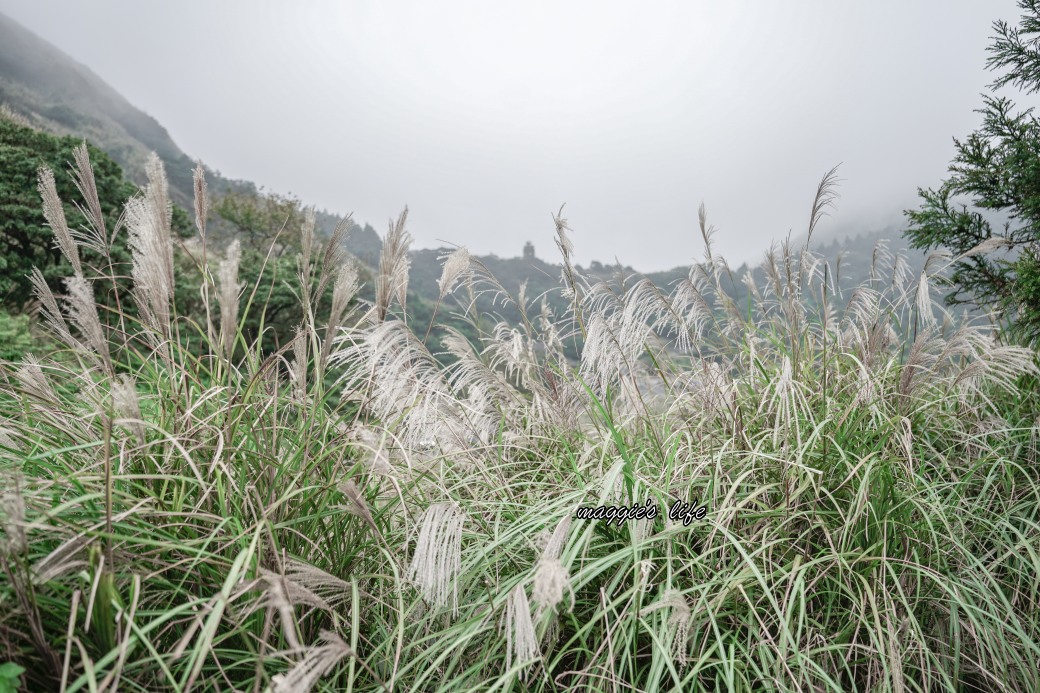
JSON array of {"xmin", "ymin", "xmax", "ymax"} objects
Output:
[{"xmin": 0, "ymin": 1, "xmax": 1029, "ymax": 271}]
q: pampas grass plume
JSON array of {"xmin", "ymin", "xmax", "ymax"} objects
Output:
[{"xmin": 406, "ymin": 501, "xmax": 464, "ymax": 616}]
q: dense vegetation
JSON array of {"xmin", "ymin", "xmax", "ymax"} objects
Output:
[
  {"xmin": 4, "ymin": 4, "xmax": 1040, "ymax": 692},
  {"xmin": 0, "ymin": 116, "xmax": 140, "ymax": 310},
  {"xmin": 2, "ymin": 147, "xmax": 1040, "ymax": 691}
]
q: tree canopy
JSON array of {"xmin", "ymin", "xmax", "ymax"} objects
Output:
[{"xmin": 904, "ymin": 0, "xmax": 1040, "ymax": 344}]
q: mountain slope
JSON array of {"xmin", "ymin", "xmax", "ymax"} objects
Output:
[
  {"xmin": 0, "ymin": 12, "xmax": 203, "ymax": 207},
  {"xmin": 0, "ymin": 10, "xmax": 383, "ymax": 255}
]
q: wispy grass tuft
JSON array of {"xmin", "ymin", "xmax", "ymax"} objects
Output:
[{"xmin": 2, "ymin": 159, "xmax": 1040, "ymax": 692}]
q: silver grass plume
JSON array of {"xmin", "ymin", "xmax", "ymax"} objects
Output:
[
  {"xmin": 29, "ymin": 268, "xmax": 74, "ymax": 348},
  {"xmin": 344, "ymin": 426, "xmax": 394, "ymax": 476},
  {"xmin": 532, "ymin": 515, "xmax": 572, "ymax": 620},
  {"xmin": 0, "ymin": 424, "xmax": 14, "ymax": 450},
  {"xmin": 853, "ymin": 360, "xmax": 878, "ymax": 410},
  {"xmin": 437, "ymin": 247, "xmax": 471, "ymax": 299},
  {"xmin": 580, "ymin": 312, "xmax": 625, "ymax": 396},
  {"xmin": 442, "ymin": 326, "xmax": 517, "ymax": 424},
  {"xmin": 321, "ymin": 262, "xmax": 360, "ymax": 369},
  {"xmin": 531, "ymin": 558, "xmax": 569, "ymax": 620},
  {"xmin": 236, "ymin": 569, "xmax": 335, "ymax": 618},
  {"xmin": 111, "ymin": 375, "xmax": 145, "ymax": 443},
  {"xmin": 230, "ymin": 570, "xmax": 334, "ymax": 654},
  {"xmin": 300, "ymin": 207, "xmax": 316, "ymax": 268},
  {"xmin": 338, "ymin": 479, "xmax": 380, "ymax": 536},
  {"xmin": 504, "ymin": 584, "xmax": 539, "ymax": 676},
  {"xmin": 329, "ymin": 264, "xmax": 361, "ymax": 329},
  {"xmin": 217, "ymin": 239, "xmax": 242, "ymax": 361},
  {"xmin": 891, "ymin": 252, "xmax": 912, "ymax": 298},
  {"xmin": 297, "ymin": 208, "xmax": 317, "ymax": 321},
  {"xmin": 406, "ymin": 501, "xmax": 464, "ymax": 616},
  {"xmin": 554, "ymin": 208, "xmax": 586, "ymax": 308},
  {"xmin": 192, "ymin": 162, "xmax": 208, "ymax": 237},
  {"xmin": 670, "ymin": 278, "xmax": 712, "ymax": 352},
  {"xmin": 898, "ymin": 330, "xmax": 937, "ymax": 399},
  {"xmin": 281, "ymin": 557, "xmax": 355, "ymax": 611},
  {"xmin": 868, "ymin": 239, "xmax": 893, "ymax": 284},
  {"xmin": 0, "ymin": 475, "xmax": 26, "ymax": 556},
  {"xmin": 37, "ymin": 166, "xmax": 81, "ymax": 275},
  {"xmin": 312, "ymin": 220, "xmax": 350, "ymax": 303},
  {"xmin": 270, "ymin": 630, "xmax": 353, "ymax": 693},
  {"xmin": 542, "ymin": 515, "xmax": 571, "ymax": 563},
  {"xmin": 374, "ymin": 208, "xmax": 412, "ymax": 322},
  {"xmin": 64, "ymin": 273, "xmax": 110, "ymax": 371},
  {"xmin": 14, "ymin": 354, "xmax": 58, "ymax": 405},
  {"xmin": 0, "ymin": 103, "xmax": 32, "ymax": 128},
  {"xmin": 807, "ymin": 164, "xmax": 841, "ymax": 245},
  {"xmin": 641, "ymin": 589, "xmax": 692, "ymax": 663},
  {"xmin": 914, "ymin": 271, "xmax": 936, "ymax": 328},
  {"xmin": 125, "ymin": 154, "xmax": 175, "ymax": 342},
  {"xmin": 292, "ymin": 327, "xmax": 308, "ymax": 401},
  {"xmin": 481, "ymin": 322, "xmax": 538, "ymax": 390},
  {"xmin": 69, "ymin": 144, "xmax": 108, "ymax": 254},
  {"xmin": 333, "ymin": 320, "xmax": 456, "ymax": 449},
  {"xmin": 258, "ymin": 570, "xmax": 333, "ymax": 646}
]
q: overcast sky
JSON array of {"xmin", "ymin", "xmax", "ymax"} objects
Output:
[{"xmin": 0, "ymin": 1, "xmax": 1029, "ymax": 271}]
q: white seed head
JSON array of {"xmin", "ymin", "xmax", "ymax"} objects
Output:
[
  {"xmin": 542, "ymin": 515, "xmax": 571, "ymax": 563},
  {"xmin": 504, "ymin": 584, "xmax": 539, "ymax": 676},
  {"xmin": 531, "ymin": 558, "xmax": 569, "ymax": 619},
  {"xmin": 38, "ymin": 166, "xmax": 80, "ymax": 275},
  {"xmin": 437, "ymin": 247, "xmax": 471, "ymax": 299},
  {"xmin": 217, "ymin": 239, "xmax": 242, "ymax": 361},
  {"xmin": 406, "ymin": 502, "xmax": 464, "ymax": 616},
  {"xmin": 111, "ymin": 375, "xmax": 145, "ymax": 442},
  {"xmin": 271, "ymin": 630, "xmax": 352, "ymax": 693},
  {"xmin": 64, "ymin": 274, "xmax": 109, "ymax": 368},
  {"xmin": 1, "ymin": 477, "xmax": 26, "ymax": 556}
]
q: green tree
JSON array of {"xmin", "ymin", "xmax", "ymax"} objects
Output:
[
  {"xmin": 211, "ymin": 188, "xmax": 307, "ymax": 254},
  {"xmin": 193, "ymin": 188, "xmax": 340, "ymax": 354},
  {"xmin": 904, "ymin": 0, "xmax": 1040, "ymax": 344}
]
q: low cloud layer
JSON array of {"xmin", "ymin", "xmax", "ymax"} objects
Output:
[{"xmin": 0, "ymin": 0, "xmax": 1028, "ymax": 270}]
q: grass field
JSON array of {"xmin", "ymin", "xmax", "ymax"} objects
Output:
[{"xmin": 3, "ymin": 155, "xmax": 1040, "ymax": 692}]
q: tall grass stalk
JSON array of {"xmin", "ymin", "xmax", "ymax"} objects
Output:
[{"xmin": 1, "ymin": 158, "xmax": 1040, "ymax": 692}]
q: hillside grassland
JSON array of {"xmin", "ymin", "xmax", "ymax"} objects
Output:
[{"xmin": 2, "ymin": 148, "xmax": 1040, "ymax": 693}]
